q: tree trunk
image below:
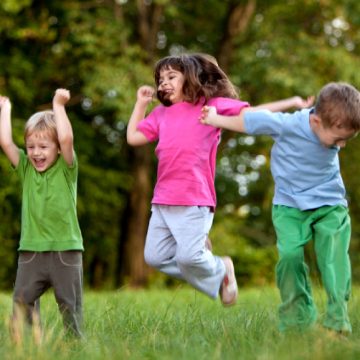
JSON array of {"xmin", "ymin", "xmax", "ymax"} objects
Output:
[
  {"xmin": 117, "ymin": 146, "xmax": 152, "ymax": 287},
  {"xmin": 116, "ymin": 1, "xmax": 164, "ymax": 287},
  {"xmin": 217, "ymin": 0, "xmax": 256, "ymax": 72},
  {"xmin": 216, "ymin": 0, "xmax": 257, "ymax": 148}
]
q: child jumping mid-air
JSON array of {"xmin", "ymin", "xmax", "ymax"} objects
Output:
[
  {"xmin": 200, "ymin": 82, "xmax": 360, "ymax": 333},
  {"xmin": 0, "ymin": 89, "xmax": 84, "ymax": 340},
  {"xmin": 127, "ymin": 53, "xmax": 313, "ymax": 306}
]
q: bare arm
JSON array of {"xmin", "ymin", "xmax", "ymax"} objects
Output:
[
  {"xmin": 253, "ymin": 96, "xmax": 315, "ymax": 112},
  {"xmin": 200, "ymin": 105, "xmax": 248, "ymax": 132},
  {"xmin": 200, "ymin": 95, "xmax": 315, "ymax": 132},
  {"xmin": 53, "ymin": 89, "xmax": 74, "ymax": 166},
  {"xmin": 127, "ymin": 85, "xmax": 154, "ymax": 146},
  {"xmin": 0, "ymin": 96, "xmax": 20, "ymax": 167}
]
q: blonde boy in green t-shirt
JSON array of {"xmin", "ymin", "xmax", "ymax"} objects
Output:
[{"xmin": 0, "ymin": 89, "xmax": 84, "ymax": 341}]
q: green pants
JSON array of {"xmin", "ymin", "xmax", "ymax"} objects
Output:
[{"xmin": 272, "ymin": 205, "xmax": 351, "ymax": 333}]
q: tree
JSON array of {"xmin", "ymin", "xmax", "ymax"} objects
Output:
[{"xmin": 1, "ymin": 0, "xmax": 360, "ymax": 289}]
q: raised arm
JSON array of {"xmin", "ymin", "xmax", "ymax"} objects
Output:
[
  {"xmin": 253, "ymin": 96, "xmax": 315, "ymax": 112},
  {"xmin": 200, "ymin": 105, "xmax": 248, "ymax": 132},
  {"xmin": 53, "ymin": 88, "xmax": 74, "ymax": 166},
  {"xmin": 126, "ymin": 85, "xmax": 154, "ymax": 146},
  {"xmin": 200, "ymin": 95, "xmax": 315, "ymax": 132},
  {"xmin": 0, "ymin": 96, "xmax": 20, "ymax": 167}
]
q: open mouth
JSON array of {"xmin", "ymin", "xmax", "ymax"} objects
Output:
[
  {"xmin": 162, "ymin": 89, "xmax": 173, "ymax": 96},
  {"xmin": 33, "ymin": 158, "xmax": 46, "ymax": 168}
]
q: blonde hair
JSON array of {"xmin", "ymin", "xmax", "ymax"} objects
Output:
[{"xmin": 24, "ymin": 111, "xmax": 59, "ymax": 145}]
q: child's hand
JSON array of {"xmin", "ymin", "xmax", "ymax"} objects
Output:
[
  {"xmin": 200, "ymin": 105, "xmax": 218, "ymax": 125},
  {"xmin": 53, "ymin": 88, "xmax": 70, "ymax": 106},
  {"xmin": 292, "ymin": 96, "xmax": 315, "ymax": 109},
  {"xmin": 137, "ymin": 85, "xmax": 155, "ymax": 105},
  {"xmin": 0, "ymin": 96, "xmax": 11, "ymax": 110}
]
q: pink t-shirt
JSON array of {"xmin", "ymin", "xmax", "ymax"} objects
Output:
[{"xmin": 137, "ymin": 97, "xmax": 249, "ymax": 207}]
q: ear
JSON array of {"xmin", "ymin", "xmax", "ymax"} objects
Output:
[{"xmin": 310, "ymin": 113, "xmax": 322, "ymax": 128}]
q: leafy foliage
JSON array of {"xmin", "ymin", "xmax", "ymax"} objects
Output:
[{"xmin": 1, "ymin": 0, "xmax": 360, "ymax": 289}]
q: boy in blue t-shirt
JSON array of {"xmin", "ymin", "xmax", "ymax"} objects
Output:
[
  {"xmin": 200, "ymin": 82, "xmax": 360, "ymax": 334},
  {"xmin": 0, "ymin": 89, "xmax": 84, "ymax": 341}
]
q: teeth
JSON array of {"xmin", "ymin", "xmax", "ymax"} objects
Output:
[{"xmin": 34, "ymin": 159, "xmax": 45, "ymax": 165}]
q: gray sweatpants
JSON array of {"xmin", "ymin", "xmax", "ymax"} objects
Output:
[
  {"xmin": 144, "ymin": 205, "xmax": 226, "ymax": 298},
  {"xmin": 12, "ymin": 251, "xmax": 83, "ymax": 338}
]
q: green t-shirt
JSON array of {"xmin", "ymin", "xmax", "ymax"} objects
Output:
[{"xmin": 16, "ymin": 149, "xmax": 84, "ymax": 251}]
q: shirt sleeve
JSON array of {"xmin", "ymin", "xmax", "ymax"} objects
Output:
[
  {"xmin": 136, "ymin": 106, "xmax": 161, "ymax": 142},
  {"xmin": 15, "ymin": 149, "xmax": 28, "ymax": 183},
  {"xmin": 60, "ymin": 152, "xmax": 78, "ymax": 183},
  {"xmin": 208, "ymin": 97, "xmax": 250, "ymax": 116},
  {"xmin": 244, "ymin": 110, "xmax": 286, "ymax": 138}
]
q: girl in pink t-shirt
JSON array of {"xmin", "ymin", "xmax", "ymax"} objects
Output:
[{"xmin": 127, "ymin": 53, "xmax": 313, "ymax": 305}]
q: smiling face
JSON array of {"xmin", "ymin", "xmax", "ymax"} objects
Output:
[
  {"xmin": 26, "ymin": 130, "xmax": 59, "ymax": 172},
  {"xmin": 310, "ymin": 114, "xmax": 358, "ymax": 148},
  {"xmin": 157, "ymin": 66, "xmax": 185, "ymax": 105}
]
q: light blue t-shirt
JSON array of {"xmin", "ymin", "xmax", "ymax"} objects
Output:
[{"xmin": 244, "ymin": 108, "xmax": 347, "ymax": 210}]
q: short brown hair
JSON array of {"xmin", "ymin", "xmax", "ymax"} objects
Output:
[
  {"xmin": 25, "ymin": 110, "xmax": 59, "ymax": 145},
  {"xmin": 315, "ymin": 82, "xmax": 360, "ymax": 130}
]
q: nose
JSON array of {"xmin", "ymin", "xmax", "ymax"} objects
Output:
[
  {"xmin": 159, "ymin": 80, "xmax": 168, "ymax": 89},
  {"xmin": 33, "ymin": 146, "xmax": 41, "ymax": 155}
]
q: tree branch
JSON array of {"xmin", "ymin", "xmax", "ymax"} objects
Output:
[{"xmin": 217, "ymin": 0, "xmax": 257, "ymax": 72}]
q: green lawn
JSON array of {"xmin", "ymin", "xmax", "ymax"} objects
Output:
[{"xmin": 1, "ymin": 285, "xmax": 360, "ymax": 359}]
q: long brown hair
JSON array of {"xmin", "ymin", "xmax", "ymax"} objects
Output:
[{"xmin": 154, "ymin": 53, "xmax": 238, "ymax": 106}]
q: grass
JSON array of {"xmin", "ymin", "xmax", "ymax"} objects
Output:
[{"xmin": 0, "ymin": 285, "xmax": 360, "ymax": 359}]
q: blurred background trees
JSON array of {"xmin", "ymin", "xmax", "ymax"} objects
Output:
[{"xmin": 1, "ymin": 0, "xmax": 360, "ymax": 289}]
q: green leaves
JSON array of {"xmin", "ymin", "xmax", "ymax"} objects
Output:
[
  {"xmin": 1, "ymin": 0, "xmax": 360, "ymax": 288},
  {"xmin": 0, "ymin": 0, "xmax": 32, "ymax": 14}
]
